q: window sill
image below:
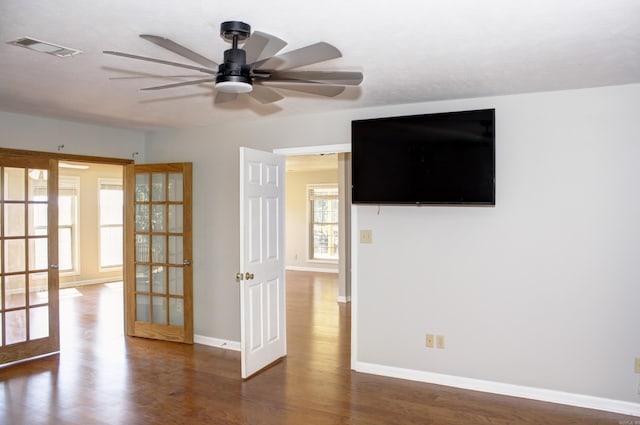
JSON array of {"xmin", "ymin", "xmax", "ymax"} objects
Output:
[{"xmin": 307, "ymin": 258, "xmax": 339, "ymax": 265}]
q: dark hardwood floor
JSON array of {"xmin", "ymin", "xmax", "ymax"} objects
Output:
[{"xmin": 1, "ymin": 272, "xmax": 636, "ymax": 424}]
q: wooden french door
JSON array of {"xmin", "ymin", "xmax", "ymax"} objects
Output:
[
  {"xmin": 0, "ymin": 155, "xmax": 59, "ymax": 365},
  {"xmin": 125, "ymin": 163, "xmax": 193, "ymax": 343}
]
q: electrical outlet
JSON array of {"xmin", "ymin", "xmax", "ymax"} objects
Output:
[
  {"xmin": 436, "ymin": 335, "xmax": 445, "ymax": 349},
  {"xmin": 425, "ymin": 334, "xmax": 434, "ymax": 348},
  {"xmin": 360, "ymin": 229, "xmax": 373, "ymax": 244},
  {"xmin": 635, "ymin": 357, "xmax": 640, "ymax": 374}
]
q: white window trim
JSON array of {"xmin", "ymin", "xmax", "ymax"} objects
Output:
[
  {"xmin": 58, "ymin": 175, "xmax": 81, "ymax": 276},
  {"xmin": 307, "ymin": 183, "xmax": 340, "ymax": 263}
]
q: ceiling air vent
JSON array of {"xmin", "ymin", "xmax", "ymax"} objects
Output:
[{"xmin": 7, "ymin": 37, "xmax": 82, "ymax": 57}]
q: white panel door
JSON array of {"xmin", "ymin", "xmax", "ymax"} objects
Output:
[{"xmin": 239, "ymin": 147, "xmax": 286, "ymax": 379}]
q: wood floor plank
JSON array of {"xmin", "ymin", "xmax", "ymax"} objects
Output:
[{"xmin": 0, "ymin": 271, "xmax": 636, "ymax": 424}]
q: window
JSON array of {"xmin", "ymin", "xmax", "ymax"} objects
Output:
[
  {"xmin": 99, "ymin": 179, "xmax": 123, "ymax": 269},
  {"xmin": 58, "ymin": 181, "xmax": 79, "ymax": 272},
  {"xmin": 32, "ymin": 176, "xmax": 79, "ymax": 273},
  {"xmin": 308, "ymin": 185, "xmax": 339, "ymax": 261}
]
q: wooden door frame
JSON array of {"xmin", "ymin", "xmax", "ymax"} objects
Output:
[{"xmin": 0, "ymin": 148, "xmax": 134, "ymax": 167}]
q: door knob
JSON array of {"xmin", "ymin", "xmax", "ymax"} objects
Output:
[
  {"xmin": 245, "ymin": 272, "xmax": 254, "ymax": 280},
  {"xmin": 235, "ymin": 272, "xmax": 243, "ymax": 281}
]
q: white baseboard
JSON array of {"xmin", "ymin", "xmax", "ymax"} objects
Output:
[
  {"xmin": 194, "ymin": 335, "xmax": 241, "ymax": 351},
  {"xmin": 353, "ymin": 361, "xmax": 640, "ymax": 417},
  {"xmin": 60, "ymin": 277, "xmax": 122, "ymax": 288},
  {"xmin": 286, "ymin": 266, "xmax": 339, "ymax": 273},
  {"xmin": 337, "ymin": 296, "xmax": 351, "ymax": 303}
]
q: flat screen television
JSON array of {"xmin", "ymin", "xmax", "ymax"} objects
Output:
[{"xmin": 351, "ymin": 109, "xmax": 495, "ymax": 205}]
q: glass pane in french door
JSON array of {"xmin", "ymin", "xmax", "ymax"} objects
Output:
[
  {"xmin": 0, "ymin": 156, "xmax": 59, "ymax": 365},
  {"xmin": 127, "ymin": 163, "xmax": 192, "ymax": 343}
]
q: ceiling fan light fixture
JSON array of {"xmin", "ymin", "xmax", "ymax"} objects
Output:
[{"xmin": 215, "ymin": 76, "xmax": 253, "ymax": 94}]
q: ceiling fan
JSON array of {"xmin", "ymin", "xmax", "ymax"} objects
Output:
[{"xmin": 103, "ymin": 21, "xmax": 363, "ymax": 105}]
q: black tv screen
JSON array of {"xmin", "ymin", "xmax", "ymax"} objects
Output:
[{"xmin": 351, "ymin": 109, "xmax": 495, "ymax": 205}]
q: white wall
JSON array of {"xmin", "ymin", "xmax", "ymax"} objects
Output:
[
  {"xmin": 285, "ymin": 169, "xmax": 339, "ymax": 272},
  {"xmin": 144, "ymin": 83, "xmax": 640, "ymax": 410},
  {"xmin": 0, "ymin": 111, "xmax": 146, "ymax": 160},
  {"xmin": 353, "ymin": 85, "xmax": 640, "ymax": 408}
]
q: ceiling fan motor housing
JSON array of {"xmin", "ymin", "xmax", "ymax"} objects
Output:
[{"xmin": 216, "ymin": 48, "xmax": 252, "ymax": 86}]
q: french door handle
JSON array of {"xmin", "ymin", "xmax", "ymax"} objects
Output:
[
  {"xmin": 50, "ymin": 264, "xmax": 59, "ymax": 269},
  {"xmin": 183, "ymin": 260, "xmax": 191, "ymax": 266}
]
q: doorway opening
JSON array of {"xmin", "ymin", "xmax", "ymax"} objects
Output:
[
  {"xmin": 278, "ymin": 145, "xmax": 351, "ymax": 372},
  {"xmin": 57, "ymin": 162, "xmax": 124, "ymax": 289},
  {"xmin": 281, "ymin": 147, "xmax": 351, "ymax": 304},
  {"xmin": 282, "ymin": 149, "xmax": 352, "ymax": 367},
  {"xmin": 56, "ymin": 161, "xmax": 125, "ymax": 345}
]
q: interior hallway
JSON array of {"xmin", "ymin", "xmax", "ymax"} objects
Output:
[{"xmin": 0, "ymin": 272, "xmax": 634, "ymax": 424}]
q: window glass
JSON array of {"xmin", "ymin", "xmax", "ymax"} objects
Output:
[
  {"xmin": 31, "ymin": 177, "xmax": 78, "ymax": 273},
  {"xmin": 99, "ymin": 179, "xmax": 123, "ymax": 269},
  {"xmin": 308, "ymin": 185, "xmax": 339, "ymax": 261}
]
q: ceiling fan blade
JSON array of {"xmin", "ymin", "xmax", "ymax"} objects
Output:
[
  {"xmin": 251, "ymin": 42, "xmax": 342, "ymax": 71},
  {"xmin": 140, "ymin": 34, "xmax": 218, "ymax": 69},
  {"xmin": 103, "ymin": 51, "xmax": 216, "ymax": 75},
  {"xmin": 110, "ymin": 74, "xmax": 204, "ymax": 80},
  {"xmin": 268, "ymin": 70, "xmax": 363, "ymax": 86},
  {"xmin": 248, "ymin": 85, "xmax": 284, "ymax": 104},
  {"xmin": 243, "ymin": 31, "xmax": 287, "ymax": 64},
  {"xmin": 141, "ymin": 78, "xmax": 215, "ymax": 91},
  {"xmin": 258, "ymin": 83, "xmax": 346, "ymax": 97},
  {"xmin": 214, "ymin": 92, "xmax": 239, "ymax": 104}
]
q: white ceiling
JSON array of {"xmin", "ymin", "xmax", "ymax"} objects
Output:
[{"xmin": 1, "ymin": 0, "xmax": 638, "ymax": 130}]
